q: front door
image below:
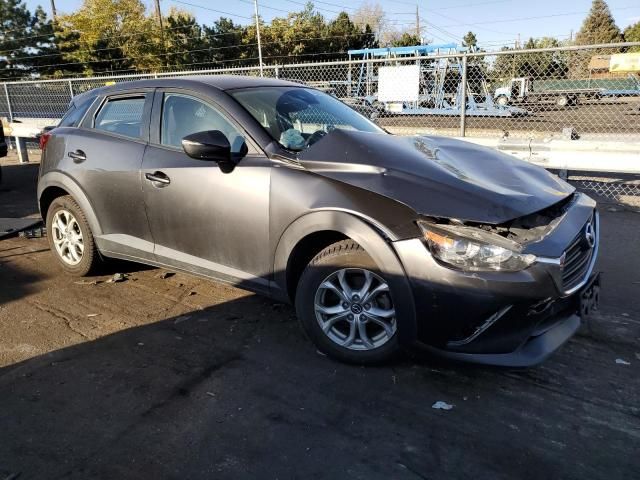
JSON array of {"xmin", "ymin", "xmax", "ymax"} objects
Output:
[{"xmin": 141, "ymin": 91, "xmax": 271, "ymax": 292}]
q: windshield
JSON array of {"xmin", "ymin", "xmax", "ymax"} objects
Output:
[{"xmin": 230, "ymin": 86, "xmax": 384, "ymax": 151}]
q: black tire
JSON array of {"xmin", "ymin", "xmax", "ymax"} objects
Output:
[
  {"xmin": 496, "ymin": 95, "xmax": 509, "ymax": 107},
  {"xmin": 46, "ymin": 195, "xmax": 99, "ymax": 276},
  {"xmin": 295, "ymin": 240, "xmax": 400, "ymax": 364}
]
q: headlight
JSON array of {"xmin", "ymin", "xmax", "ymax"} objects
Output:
[{"xmin": 417, "ymin": 221, "xmax": 536, "ymax": 272}]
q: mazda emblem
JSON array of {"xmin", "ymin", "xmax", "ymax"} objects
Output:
[{"xmin": 584, "ymin": 222, "xmax": 595, "ymax": 248}]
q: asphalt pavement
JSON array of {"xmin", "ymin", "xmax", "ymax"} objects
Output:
[{"xmin": 0, "ymin": 160, "xmax": 639, "ymax": 479}]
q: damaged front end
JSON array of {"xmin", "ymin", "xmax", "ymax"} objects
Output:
[
  {"xmin": 393, "ymin": 191, "xmax": 599, "ymax": 366},
  {"xmin": 296, "ymin": 128, "xmax": 599, "ymax": 366}
]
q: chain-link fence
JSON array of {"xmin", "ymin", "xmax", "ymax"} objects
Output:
[
  {"xmin": 2, "ymin": 43, "xmax": 639, "ymax": 138},
  {"xmin": 2, "ymin": 42, "xmax": 639, "ymax": 202}
]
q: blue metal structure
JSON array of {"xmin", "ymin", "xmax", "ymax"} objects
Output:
[{"xmin": 347, "ymin": 44, "xmax": 526, "ymax": 117}]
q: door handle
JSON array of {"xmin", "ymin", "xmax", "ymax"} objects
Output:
[
  {"xmin": 145, "ymin": 171, "xmax": 171, "ymax": 186},
  {"xmin": 68, "ymin": 150, "xmax": 86, "ymax": 163}
]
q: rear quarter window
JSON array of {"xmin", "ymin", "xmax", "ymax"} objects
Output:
[
  {"xmin": 58, "ymin": 96, "xmax": 96, "ymax": 127},
  {"xmin": 94, "ymin": 96, "xmax": 146, "ymax": 139}
]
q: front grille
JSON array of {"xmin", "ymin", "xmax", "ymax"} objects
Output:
[{"xmin": 561, "ymin": 212, "xmax": 597, "ymax": 293}]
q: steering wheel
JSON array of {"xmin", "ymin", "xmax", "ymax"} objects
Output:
[{"xmin": 305, "ymin": 129, "xmax": 327, "ymax": 148}]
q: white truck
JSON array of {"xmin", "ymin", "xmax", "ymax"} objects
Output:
[{"xmin": 494, "ymin": 77, "xmax": 605, "ymax": 108}]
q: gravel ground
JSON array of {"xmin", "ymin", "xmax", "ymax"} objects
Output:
[{"xmin": 0, "ymin": 159, "xmax": 639, "ymax": 479}]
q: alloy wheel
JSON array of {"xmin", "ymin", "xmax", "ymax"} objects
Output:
[
  {"xmin": 51, "ymin": 209, "xmax": 84, "ymax": 266},
  {"xmin": 314, "ymin": 268, "xmax": 397, "ymax": 351}
]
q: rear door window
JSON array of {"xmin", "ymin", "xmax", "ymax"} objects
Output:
[
  {"xmin": 95, "ymin": 96, "xmax": 146, "ymax": 139},
  {"xmin": 59, "ymin": 96, "xmax": 96, "ymax": 127}
]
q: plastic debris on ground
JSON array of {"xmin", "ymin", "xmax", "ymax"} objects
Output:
[
  {"xmin": 432, "ymin": 401, "xmax": 454, "ymax": 410},
  {"xmin": 615, "ymin": 358, "xmax": 631, "ymax": 365},
  {"xmin": 107, "ymin": 273, "xmax": 128, "ymax": 283}
]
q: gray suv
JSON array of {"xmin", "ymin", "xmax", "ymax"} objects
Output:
[{"xmin": 38, "ymin": 76, "xmax": 600, "ymax": 365}]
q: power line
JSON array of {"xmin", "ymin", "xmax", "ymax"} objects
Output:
[
  {"xmin": 426, "ymin": 8, "xmax": 517, "ymax": 37},
  {"xmin": 0, "ymin": 49, "xmax": 357, "ymax": 81},
  {"xmin": 6, "ymin": 31, "xmax": 378, "ymax": 72},
  {"xmin": 439, "ymin": 5, "xmax": 640, "ymax": 28},
  {"xmin": 171, "ymin": 0, "xmax": 253, "ymax": 20},
  {"xmin": 431, "ymin": 0, "xmax": 512, "ymax": 11}
]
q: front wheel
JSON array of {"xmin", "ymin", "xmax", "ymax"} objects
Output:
[{"xmin": 295, "ymin": 240, "xmax": 400, "ymax": 364}]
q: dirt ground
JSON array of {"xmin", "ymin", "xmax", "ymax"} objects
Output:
[{"xmin": 0, "ymin": 160, "xmax": 639, "ymax": 479}]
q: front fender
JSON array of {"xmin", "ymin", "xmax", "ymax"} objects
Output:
[
  {"xmin": 273, "ymin": 210, "xmax": 417, "ymax": 345},
  {"xmin": 37, "ymin": 171, "xmax": 103, "ymax": 236}
]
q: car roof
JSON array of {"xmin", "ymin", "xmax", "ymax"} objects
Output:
[{"xmin": 71, "ymin": 75, "xmax": 304, "ymax": 105}]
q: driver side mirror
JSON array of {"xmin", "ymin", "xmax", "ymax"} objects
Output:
[{"xmin": 181, "ymin": 130, "xmax": 231, "ymax": 162}]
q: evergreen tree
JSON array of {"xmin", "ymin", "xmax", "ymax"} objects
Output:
[
  {"xmin": 326, "ymin": 12, "xmax": 371, "ymax": 59},
  {"xmin": 0, "ymin": 0, "xmax": 64, "ymax": 79},
  {"xmin": 575, "ymin": 0, "xmax": 623, "ymax": 45},
  {"xmin": 206, "ymin": 18, "xmax": 245, "ymax": 65},
  {"xmin": 162, "ymin": 8, "xmax": 208, "ymax": 70},
  {"xmin": 462, "ymin": 31, "xmax": 478, "ymax": 49},
  {"xmin": 390, "ymin": 32, "xmax": 420, "ymax": 47},
  {"xmin": 491, "ymin": 37, "xmax": 567, "ymax": 81}
]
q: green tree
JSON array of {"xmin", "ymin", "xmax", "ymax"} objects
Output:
[
  {"xmin": 491, "ymin": 37, "xmax": 568, "ymax": 82},
  {"xmin": 462, "ymin": 31, "xmax": 477, "ymax": 49},
  {"xmin": 0, "ymin": 0, "xmax": 33, "ymax": 79},
  {"xmin": 390, "ymin": 32, "xmax": 420, "ymax": 47},
  {"xmin": 326, "ymin": 12, "xmax": 375, "ymax": 58},
  {"xmin": 624, "ymin": 21, "xmax": 640, "ymax": 52},
  {"xmin": 56, "ymin": 0, "xmax": 161, "ymax": 75},
  {"xmin": 241, "ymin": 3, "xmax": 376, "ymax": 65},
  {"xmin": 29, "ymin": 6, "xmax": 74, "ymax": 78},
  {"xmin": 161, "ymin": 8, "xmax": 208, "ymax": 69},
  {"xmin": 575, "ymin": 0, "xmax": 623, "ymax": 45},
  {"xmin": 205, "ymin": 17, "xmax": 245, "ymax": 65},
  {"xmin": 0, "ymin": 0, "xmax": 64, "ymax": 79}
]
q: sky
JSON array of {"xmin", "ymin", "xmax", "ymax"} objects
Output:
[{"xmin": 24, "ymin": 0, "xmax": 640, "ymax": 50}]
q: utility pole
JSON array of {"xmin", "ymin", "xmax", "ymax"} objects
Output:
[
  {"xmin": 415, "ymin": 4, "xmax": 420, "ymax": 42},
  {"xmin": 50, "ymin": 0, "xmax": 57, "ymax": 20},
  {"xmin": 254, "ymin": 0, "xmax": 264, "ymax": 76},
  {"xmin": 153, "ymin": 0, "xmax": 168, "ymax": 68},
  {"xmin": 154, "ymin": 0, "xmax": 164, "ymax": 32}
]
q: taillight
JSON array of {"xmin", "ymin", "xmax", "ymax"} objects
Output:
[{"xmin": 39, "ymin": 132, "xmax": 51, "ymax": 150}]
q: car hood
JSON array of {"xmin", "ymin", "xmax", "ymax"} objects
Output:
[{"xmin": 297, "ymin": 130, "xmax": 574, "ymax": 224}]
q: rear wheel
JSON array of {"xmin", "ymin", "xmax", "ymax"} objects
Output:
[
  {"xmin": 496, "ymin": 95, "xmax": 509, "ymax": 107},
  {"xmin": 46, "ymin": 195, "xmax": 98, "ymax": 276},
  {"xmin": 295, "ymin": 240, "xmax": 400, "ymax": 364}
]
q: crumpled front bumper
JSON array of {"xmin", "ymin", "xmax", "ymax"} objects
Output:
[{"xmin": 391, "ymin": 195, "xmax": 598, "ymax": 367}]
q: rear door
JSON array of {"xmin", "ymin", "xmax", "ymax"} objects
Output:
[{"xmin": 64, "ymin": 90, "xmax": 154, "ymax": 259}]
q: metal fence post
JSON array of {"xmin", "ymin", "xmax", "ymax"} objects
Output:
[
  {"xmin": 4, "ymin": 83, "xmax": 14, "ymax": 122},
  {"xmin": 459, "ymin": 53, "xmax": 467, "ymax": 138},
  {"xmin": 68, "ymin": 79, "xmax": 74, "ymax": 98}
]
